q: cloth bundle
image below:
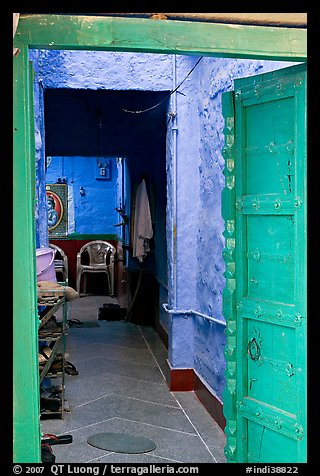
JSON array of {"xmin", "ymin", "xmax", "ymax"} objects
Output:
[{"xmin": 37, "ymin": 280, "xmax": 79, "ymax": 303}]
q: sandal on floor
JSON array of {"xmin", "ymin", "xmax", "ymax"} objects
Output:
[
  {"xmin": 42, "ymin": 434, "xmax": 73, "ymax": 446},
  {"xmin": 67, "ymin": 318, "xmax": 83, "ymax": 327},
  {"xmin": 65, "ymin": 361, "xmax": 78, "ymax": 375},
  {"xmin": 48, "ymin": 358, "xmax": 78, "ymax": 375}
]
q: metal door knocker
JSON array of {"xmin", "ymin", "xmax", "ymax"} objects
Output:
[{"xmin": 247, "ymin": 338, "xmax": 261, "ymax": 361}]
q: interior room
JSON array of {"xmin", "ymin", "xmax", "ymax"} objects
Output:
[
  {"xmin": 43, "ymin": 86, "xmax": 169, "ymax": 326},
  {"xmin": 31, "ymin": 48, "xmax": 299, "ymax": 462}
]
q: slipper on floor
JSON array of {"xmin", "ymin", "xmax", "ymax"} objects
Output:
[
  {"xmin": 67, "ymin": 318, "xmax": 83, "ymax": 327},
  {"xmin": 42, "ymin": 434, "xmax": 73, "ymax": 446},
  {"xmin": 65, "ymin": 361, "xmax": 78, "ymax": 375},
  {"xmin": 48, "ymin": 358, "xmax": 78, "ymax": 376}
]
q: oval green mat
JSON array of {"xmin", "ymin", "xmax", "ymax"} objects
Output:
[{"xmin": 87, "ymin": 432, "xmax": 156, "ymax": 454}]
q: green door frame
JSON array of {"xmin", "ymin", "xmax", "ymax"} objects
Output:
[{"xmin": 13, "ymin": 14, "xmax": 307, "ymax": 463}]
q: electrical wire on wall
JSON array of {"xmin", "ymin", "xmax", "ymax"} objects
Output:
[{"xmin": 122, "ymin": 56, "xmax": 203, "ymax": 114}]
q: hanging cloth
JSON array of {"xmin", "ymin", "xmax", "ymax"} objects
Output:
[{"xmin": 132, "ymin": 179, "xmax": 153, "ymax": 263}]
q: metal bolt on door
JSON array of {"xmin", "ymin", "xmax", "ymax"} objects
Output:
[{"xmin": 222, "ymin": 63, "xmax": 307, "ymax": 463}]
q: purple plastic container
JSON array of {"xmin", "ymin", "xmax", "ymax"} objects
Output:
[{"xmin": 36, "ymin": 247, "xmax": 57, "ymax": 282}]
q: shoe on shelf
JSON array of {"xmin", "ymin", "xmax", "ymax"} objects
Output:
[
  {"xmin": 40, "ymin": 396, "xmax": 61, "ymax": 413},
  {"xmin": 40, "ymin": 314, "xmax": 63, "ymax": 331}
]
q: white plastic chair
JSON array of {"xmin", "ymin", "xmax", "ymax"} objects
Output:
[
  {"xmin": 49, "ymin": 243, "xmax": 68, "ymax": 285},
  {"xmin": 76, "ymin": 240, "xmax": 116, "ymax": 296}
]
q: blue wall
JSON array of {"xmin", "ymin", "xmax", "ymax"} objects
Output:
[
  {"xmin": 31, "ymin": 50, "xmax": 48, "ymax": 248},
  {"xmin": 32, "ymin": 49, "xmax": 297, "ymax": 402},
  {"xmin": 46, "ymin": 156, "xmax": 119, "ymax": 235}
]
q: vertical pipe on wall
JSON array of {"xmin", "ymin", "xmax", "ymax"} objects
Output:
[{"xmin": 172, "ymin": 54, "xmax": 178, "ymax": 309}]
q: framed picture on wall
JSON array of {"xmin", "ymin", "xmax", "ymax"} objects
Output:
[{"xmin": 46, "ymin": 183, "xmax": 68, "ymax": 238}]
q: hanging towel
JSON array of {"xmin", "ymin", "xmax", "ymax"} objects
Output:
[{"xmin": 132, "ymin": 179, "xmax": 153, "ymax": 263}]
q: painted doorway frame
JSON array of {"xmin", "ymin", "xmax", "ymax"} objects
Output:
[{"xmin": 13, "ymin": 14, "xmax": 307, "ymax": 463}]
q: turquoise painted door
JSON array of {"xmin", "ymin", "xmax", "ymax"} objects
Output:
[{"xmin": 222, "ymin": 63, "xmax": 307, "ymax": 463}]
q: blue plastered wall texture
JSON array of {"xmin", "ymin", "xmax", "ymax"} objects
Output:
[
  {"xmin": 32, "ymin": 49, "xmax": 296, "ymax": 402},
  {"xmin": 33, "ymin": 50, "xmax": 174, "ymax": 244},
  {"xmin": 31, "ymin": 50, "xmax": 48, "ymax": 248}
]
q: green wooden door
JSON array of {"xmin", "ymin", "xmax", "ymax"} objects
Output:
[{"xmin": 222, "ymin": 63, "xmax": 307, "ymax": 463}]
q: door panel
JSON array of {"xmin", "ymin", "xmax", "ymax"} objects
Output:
[
  {"xmin": 248, "ymin": 423, "xmax": 297, "ymax": 463},
  {"xmin": 222, "ymin": 63, "xmax": 307, "ymax": 463},
  {"xmin": 247, "ymin": 215, "xmax": 294, "ymax": 303}
]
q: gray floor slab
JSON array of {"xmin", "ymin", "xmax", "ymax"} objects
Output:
[
  {"xmin": 42, "ymin": 393, "xmax": 197, "ymax": 434},
  {"xmin": 67, "ymin": 324, "xmax": 147, "ymax": 348},
  {"xmin": 68, "ymin": 341, "xmax": 154, "ymax": 365},
  {"xmin": 41, "ymin": 296, "xmax": 226, "ymax": 463},
  {"xmin": 71, "ymin": 355, "xmax": 164, "ymax": 383},
  {"xmin": 64, "ymin": 372, "xmax": 180, "ymax": 408},
  {"xmin": 172, "ymin": 391, "xmax": 227, "ymax": 463},
  {"xmin": 50, "ymin": 417, "xmax": 218, "ymax": 463}
]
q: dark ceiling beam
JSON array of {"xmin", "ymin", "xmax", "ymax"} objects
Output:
[{"xmin": 76, "ymin": 13, "xmax": 307, "ymax": 28}]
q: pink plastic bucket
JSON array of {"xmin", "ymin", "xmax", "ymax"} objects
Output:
[{"xmin": 36, "ymin": 247, "xmax": 57, "ymax": 282}]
